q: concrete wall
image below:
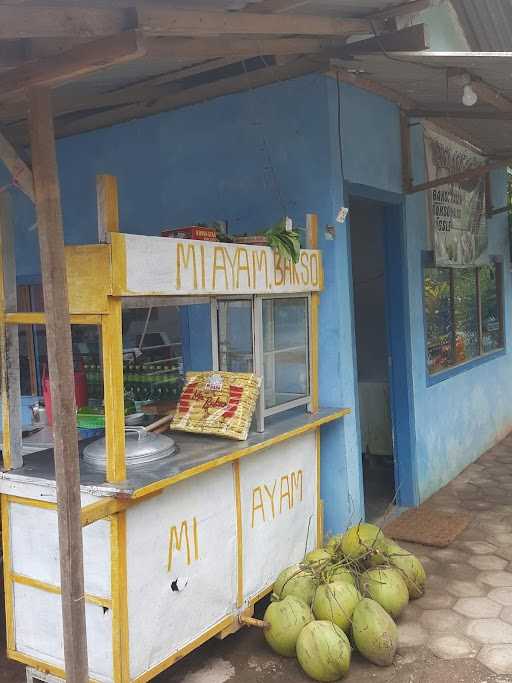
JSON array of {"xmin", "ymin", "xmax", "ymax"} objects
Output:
[{"xmin": 3, "ymin": 68, "xmax": 511, "ymax": 529}]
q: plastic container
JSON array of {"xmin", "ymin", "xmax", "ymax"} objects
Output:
[{"xmin": 43, "ymin": 364, "xmax": 88, "ymax": 426}]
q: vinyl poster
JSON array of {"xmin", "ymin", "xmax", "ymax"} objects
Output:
[{"xmin": 424, "ymin": 127, "xmax": 487, "ymax": 267}]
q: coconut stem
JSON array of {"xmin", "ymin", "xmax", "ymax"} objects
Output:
[{"xmin": 239, "ymin": 615, "xmax": 270, "ymax": 630}]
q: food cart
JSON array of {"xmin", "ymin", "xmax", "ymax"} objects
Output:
[{"xmin": 0, "ymin": 196, "xmax": 349, "ymax": 682}]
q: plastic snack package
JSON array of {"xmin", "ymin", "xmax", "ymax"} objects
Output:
[{"xmin": 171, "ymin": 371, "xmax": 261, "ymax": 441}]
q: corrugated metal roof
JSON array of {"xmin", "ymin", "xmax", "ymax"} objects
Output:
[
  {"xmin": 450, "ymin": 0, "xmax": 512, "ymax": 51},
  {"xmin": 333, "ymin": 51, "xmax": 512, "ymax": 155}
]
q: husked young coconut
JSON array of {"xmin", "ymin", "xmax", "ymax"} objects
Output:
[
  {"xmin": 341, "ymin": 523, "xmax": 385, "ymax": 560},
  {"xmin": 263, "ymin": 596, "xmax": 314, "ymax": 657},
  {"xmin": 325, "ymin": 534, "xmax": 344, "ymax": 557},
  {"xmin": 306, "ymin": 549, "xmax": 333, "ymax": 567},
  {"xmin": 296, "ymin": 620, "xmax": 351, "ymax": 682},
  {"xmin": 360, "ymin": 567, "xmax": 409, "ymax": 618},
  {"xmin": 386, "ymin": 544, "xmax": 426, "ymax": 599},
  {"xmin": 326, "ymin": 566, "xmax": 356, "ymax": 587},
  {"xmin": 312, "ymin": 582, "xmax": 361, "ymax": 633},
  {"xmin": 352, "ymin": 598, "xmax": 398, "ymax": 667},
  {"xmin": 273, "ymin": 564, "xmax": 317, "ymax": 605}
]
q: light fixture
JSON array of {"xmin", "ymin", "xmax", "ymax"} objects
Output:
[{"xmin": 462, "ymin": 83, "xmax": 478, "ymax": 107}]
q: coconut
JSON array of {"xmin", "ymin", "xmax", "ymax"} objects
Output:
[
  {"xmin": 273, "ymin": 564, "xmax": 317, "ymax": 605},
  {"xmin": 360, "ymin": 567, "xmax": 409, "ymax": 618},
  {"xmin": 326, "ymin": 566, "xmax": 356, "ymax": 587},
  {"xmin": 366, "ymin": 537, "xmax": 396, "ymax": 568},
  {"xmin": 341, "ymin": 523, "xmax": 386, "ymax": 561},
  {"xmin": 263, "ymin": 595, "xmax": 314, "ymax": 657},
  {"xmin": 312, "ymin": 582, "xmax": 361, "ymax": 633},
  {"xmin": 386, "ymin": 544, "xmax": 426, "ymax": 599},
  {"xmin": 325, "ymin": 534, "xmax": 344, "ymax": 557},
  {"xmin": 352, "ymin": 598, "xmax": 397, "ymax": 667},
  {"xmin": 306, "ymin": 549, "xmax": 333, "ymax": 567},
  {"xmin": 296, "ymin": 620, "xmax": 351, "ymax": 682}
]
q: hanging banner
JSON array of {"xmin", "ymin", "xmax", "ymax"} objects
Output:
[{"xmin": 424, "ymin": 127, "xmax": 487, "ymax": 267}]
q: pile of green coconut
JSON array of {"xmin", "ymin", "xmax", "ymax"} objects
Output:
[{"xmin": 263, "ymin": 523, "xmax": 426, "ymax": 682}]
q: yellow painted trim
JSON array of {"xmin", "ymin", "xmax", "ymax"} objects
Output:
[
  {"xmin": 307, "ymin": 214, "xmax": 319, "ymax": 414},
  {"xmin": 65, "ymin": 244, "xmax": 113, "ymax": 314},
  {"xmin": 110, "ymin": 232, "xmax": 128, "ymax": 296},
  {"xmin": 315, "ymin": 429, "xmax": 322, "ymax": 548},
  {"xmin": 4, "ymin": 312, "xmax": 102, "ymax": 325},
  {"xmin": 2, "ymin": 496, "xmax": 15, "ymax": 651},
  {"xmin": 97, "ymin": 174, "xmax": 120, "ymax": 234},
  {"xmin": 233, "ymin": 461, "xmax": 243, "ymax": 608},
  {"xmin": 132, "ymin": 410, "xmax": 350, "ymax": 500},
  {"xmin": 7, "ymin": 494, "xmax": 56, "ymax": 510},
  {"xmin": 0, "ymin": 319, "xmax": 12, "ymax": 469},
  {"xmin": 111, "ymin": 511, "xmax": 130, "ymax": 683},
  {"xmin": 11, "ymin": 573, "xmax": 112, "ymax": 609},
  {"xmin": 132, "ymin": 615, "xmax": 235, "ymax": 683},
  {"xmin": 81, "ymin": 497, "xmax": 132, "ymax": 527},
  {"xmin": 248, "ymin": 583, "xmax": 273, "ymax": 606},
  {"xmin": 102, "ymin": 297, "xmax": 126, "ymax": 483},
  {"xmin": 7, "ymin": 650, "xmax": 101, "ymax": 683}
]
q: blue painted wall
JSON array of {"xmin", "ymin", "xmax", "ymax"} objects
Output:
[{"xmin": 4, "ymin": 69, "xmax": 511, "ymax": 529}]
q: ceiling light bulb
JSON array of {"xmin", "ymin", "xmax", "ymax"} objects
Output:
[{"xmin": 462, "ymin": 84, "xmax": 478, "ymax": 107}]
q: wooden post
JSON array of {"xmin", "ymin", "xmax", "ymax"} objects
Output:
[
  {"xmin": 28, "ymin": 86, "xmax": 89, "ymax": 682},
  {"xmin": 306, "ymin": 213, "xmax": 319, "ymax": 413},
  {"xmin": 0, "ymin": 192, "xmax": 22, "ymax": 469},
  {"xmin": 96, "ymin": 174, "xmax": 126, "ymax": 482},
  {"xmin": 400, "ymin": 109, "xmax": 413, "ymax": 193},
  {"xmin": 97, "ymin": 173, "xmax": 119, "ymax": 242}
]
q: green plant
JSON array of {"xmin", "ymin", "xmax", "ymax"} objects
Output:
[{"xmin": 265, "ymin": 218, "xmax": 301, "ymax": 263}]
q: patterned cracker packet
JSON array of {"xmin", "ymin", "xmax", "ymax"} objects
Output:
[{"xmin": 171, "ymin": 371, "xmax": 261, "ymax": 441}]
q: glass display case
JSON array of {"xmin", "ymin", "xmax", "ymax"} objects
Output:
[{"xmin": 213, "ymin": 294, "xmax": 311, "ymax": 431}]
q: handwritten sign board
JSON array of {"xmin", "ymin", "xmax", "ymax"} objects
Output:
[
  {"xmin": 424, "ymin": 127, "xmax": 487, "ymax": 267},
  {"xmin": 112, "ymin": 233, "xmax": 323, "ymax": 296}
]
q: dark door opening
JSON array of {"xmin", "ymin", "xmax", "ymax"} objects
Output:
[{"xmin": 349, "ymin": 197, "xmax": 396, "ymax": 521}]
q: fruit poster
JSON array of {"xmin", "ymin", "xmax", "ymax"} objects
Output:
[{"xmin": 424, "ymin": 127, "xmax": 488, "ymax": 267}]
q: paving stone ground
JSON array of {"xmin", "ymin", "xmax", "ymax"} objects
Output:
[{"xmin": 3, "ymin": 435, "xmax": 512, "ymax": 681}]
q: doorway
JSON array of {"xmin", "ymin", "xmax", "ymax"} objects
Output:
[{"xmin": 349, "ymin": 196, "xmax": 396, "ymax": 521}]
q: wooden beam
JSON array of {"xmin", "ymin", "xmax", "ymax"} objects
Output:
[
  {"xmin": 28, "ymin": 86, "xmax": 89, "ymax": 682},
  {"xmin": 408, "ymin": 109, "xmax": 512, "ymax": 120},
  {"xmin": 0, "ymin": 131, "xmax": 34, "ymax": 201},
  {"xmin": 54, "ymin": 55, "xmax": 327, "ymax": 138},
  {"xmin": 369, "ymin": 0, "xmax": 432, "ymax": 21},
  {"xmin": 0, "ymin": 192, "xmax": 22, "ymax": 470},
  {"xmin": 470, "ymin": 80, "xmax": 512, "ymax": 114},
  {"xmin": 408, "ymin": 158, "xmax": 512, "ymax": 194},
  {"xmin": 136, "ymin": 9, "xmax": 370, "ymax": 38},
  {"xmin": 327, "ymin": 65, "xmax": 416, "ymax": 110},
  {"xmin": 145, "ymin": 36, "xmax": 339, "ymax": 60},
  {"xmin": 245, "ymin": 0, "xmax": 311, "ymax": 12},
  {"xmin": 0, "ymin": 30, "xmax": 146, "ymax": 102},
  {"xmin": 0, "ymin": 6, "xmax": 129, "ymax": 39},
  {"xmin": 338, "ymin": 24, "xmax": 427, "ymax": 55},
  {"xmin": 400, "ymin": 110, "xmax": 413, "ymax": 192}
]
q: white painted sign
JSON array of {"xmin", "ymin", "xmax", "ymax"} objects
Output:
[
  {"xmin": 424, "ymin": 127, "xmax": 487, "ymax": 267},
  {"xmin": 115, "ymin": 233, "xmax": 323, "ymax": 296},
  {"xmin": 239, "ymin": 433, "xmax": 317, "ymax": 602},
  {"xmin": 126, "ymin": 465, "xmax": 237, "ymax": 680}
]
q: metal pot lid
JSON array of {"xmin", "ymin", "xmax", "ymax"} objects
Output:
[{"xmin": 83, "ymin": 426, "xmax": 176, "ymax": 468}]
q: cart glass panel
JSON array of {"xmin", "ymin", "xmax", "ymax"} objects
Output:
[
  {"xmin": 217, "ymin": 300, "xmax": 253, "ymax": 373},
  {"xmin": 262, "ymin": 297, "xmax": 309, "ymax": 409}
]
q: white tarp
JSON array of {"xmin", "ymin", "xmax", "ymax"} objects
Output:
[{"xmin": 424, "ymin": 127, "xmax": 488, "ymax": 267}]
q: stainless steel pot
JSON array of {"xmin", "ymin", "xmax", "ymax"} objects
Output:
[{"xmin": 83, "ymin": 426, "xmax": 176, "ymax": 469}]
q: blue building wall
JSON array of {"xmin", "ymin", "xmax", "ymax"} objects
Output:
[{"xmin": 3, "ymin": 71, "xmax": 511, "ymax": 530}]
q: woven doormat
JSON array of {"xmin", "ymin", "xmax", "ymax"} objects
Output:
[{"xmin": 383, "ymin": 507, "xmax": 472, "ymax": 548}]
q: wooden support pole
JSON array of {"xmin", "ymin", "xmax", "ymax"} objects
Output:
[
  {"xmin": 306, "ymin": 213, "xmax": 319, "ymax": 414},
  {"xmin": 96, "ymin": 174, "xmax": 126, "ymax": 483},
  {"xmin": 28, "ymin": 86, "xmax": 89, "ymax": 683},
  {"xmin": 0, "ymin": 131, "xmax": 34, "ymax": 202},
  {"xmin": 96, "ymin": 174, "xmax": 119, "ymax": 242},
  {"xmin": 400, "ymin": 110, "xmax": 413, "ymax": 192},
  {"xmin": 0, "ymin": 192, "xmax": 22, "ymax": 470}
]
